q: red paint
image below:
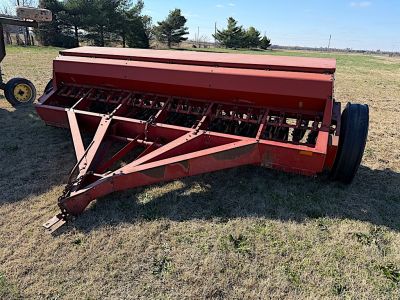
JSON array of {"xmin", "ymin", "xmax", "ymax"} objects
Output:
[{"xmin": 35, "ymin": 47, "xmax": 340, "ymax": 221}]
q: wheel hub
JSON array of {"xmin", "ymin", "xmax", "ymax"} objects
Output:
[{"xmin": 13, "ymin": 83, "xmax": 32, "ymax": 102}]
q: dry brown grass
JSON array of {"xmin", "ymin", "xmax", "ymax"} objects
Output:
[{"xmin": 0, "ymin": 46, "xmax": 399, "ymax": 299}]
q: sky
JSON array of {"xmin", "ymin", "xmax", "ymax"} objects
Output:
[{"xmin": 144, "ymin": 0, "xmax": 400, "ymax": 52}]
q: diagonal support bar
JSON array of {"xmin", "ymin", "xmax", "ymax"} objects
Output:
[
  {"xmin": 96, "ymin": 135, "xmax": 141, "ymax": 174},
  {"xmin": 58, "ymin": 139, "xmax": 260, "ymax": 216},
  {"xmin": 67, "ymin": 110, "xmax": 85, "ymax": 161},
  {"xmin": 118, "ymin": 131, "xmax": 204, "ymax": 173},
  {"xmin": 78, "ymin": 116, "xmax": 112, "ymax": 176}
]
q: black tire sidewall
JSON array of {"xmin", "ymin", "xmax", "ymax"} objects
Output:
[
  {"xmin": 4, "ymin": 77, "xmax": 37, "ymax": 106},
  {"xmin": 330, "ymin": 103, "xmax": 369, "ymax": 183},
  {"xmin": 44, "ymin": 79, "xmax": 53, "ymax": 94}
]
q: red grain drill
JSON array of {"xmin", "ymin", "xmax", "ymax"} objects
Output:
[{"xmin": 36, "ymin": 47, "xmax": 369, "ymax": 232}]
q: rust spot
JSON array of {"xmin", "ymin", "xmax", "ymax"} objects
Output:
[
  {"xmin": 299, "ymin": 150, "xmax": 313, "ymax": 157},
  {"xmin": 213, "ymin": 144, "xmax": 255, "ymax": 161},
  {"xmin": 140, "ymin": 166, "xmax": 166, "ymax": 178}
]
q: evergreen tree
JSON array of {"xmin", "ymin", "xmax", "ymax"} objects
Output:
[
  {"xmin": 84, "ymin": 0, "xmax": 123, "ymax": 46},
  {"xmin": 123, "ymin": 0, "xmax": 152, "ymax": 48},
  {"xmin": 141, "ymin": 15, "xmax": 154, "ymax": 46},
  {"xmin": 113, "ymin": 0, "xmax": 133, "ymax": 47},
  {"xmin": 35, "ymin": 1, "xmax": 188, "ymax": 49},
  {"xmin": 37, "ymin": 0, "xmax": 76, "ymax": 47},
  {"xmin": 260, "ymin": 35, "xmax": 272, "ymax": 50},
  {"xmin": 213, "ymin": 17, "xmax": 244, "ymax": 49},
  {"xmin": 154, "ymin": 9, "xmax": 188, "ymax": 48},
  {"xmin": 59, "ymin": 0, "xmax": 89, "ymax": 47},
  {"xmin": 244, "ymin": 26, "xmax": 261, "ymax": 48},
  {"xmin": 126, "ymin": 15, "xmax": 152, "ymax": 48}
]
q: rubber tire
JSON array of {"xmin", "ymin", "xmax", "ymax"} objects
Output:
[
  {"xmin": 330, "ymin": 103, "xmax": 369, "ymax": 184},
  {"xmin": 44, "ymin": 79, "xmax": 53, "ymax": 94},
  {"xmin": 4, "ymin": 77, "xmax": 37, "ymax": 107}
]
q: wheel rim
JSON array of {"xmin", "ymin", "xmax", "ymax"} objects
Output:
[{"xmin": 13, "ymin": 83, "xmax": 33, "ymax": 103}]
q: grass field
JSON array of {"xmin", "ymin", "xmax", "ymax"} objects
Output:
[{"xmin": 0, "ymin": 46, "xmax": 399, "ymax": 299}]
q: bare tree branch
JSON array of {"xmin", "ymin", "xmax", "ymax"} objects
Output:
[{"xmin": 0, "ymin": 0, "xmax": 14, "ymax": 15}]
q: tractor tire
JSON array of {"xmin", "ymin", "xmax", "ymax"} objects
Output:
[
  {"xmin": 330, "ymin": 103, "xmax": 369, "ymax": 184},
  {"xmin": 4, "ymin": 77, "xmax": 37, "ymax": 107}
]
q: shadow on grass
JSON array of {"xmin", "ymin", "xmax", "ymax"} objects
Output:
[
  {"xmin": 73, "ymin": 164, "xmax": 400, "ymax": 233},
  {"xmin": 1, "ymin": 98, "xmax": 398, "ymax": 232},
  {"xmin": 0, "ymin": 103, "xmax": 75, "ymax": 204}
]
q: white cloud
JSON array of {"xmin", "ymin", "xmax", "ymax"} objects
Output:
[
  {"xmin": 182, "ymin": 11, "xmax": 199, "ymax": 18},
  {"xmin": 228, "ymin": 3, "xmax": 236, "ymax": 6},
  {"xmin": 350, "ymin": 1, "xmax": 372, "ymax": 8},
  {"xmin": 216, "ymin": 4, "xmax": 224, "ymax": 8}
]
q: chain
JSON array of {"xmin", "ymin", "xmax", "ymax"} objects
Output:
[
  {"xmin": 58, "ymin": 175, "xmax": 85, "ymax": 203},
  {"xmin": 144, "ymin": 115, "xmax": 156, "ymax": 141}
]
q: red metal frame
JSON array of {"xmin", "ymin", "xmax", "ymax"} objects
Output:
[{"xmin": 36, "ymin": 48, "xmax": 340, "ymax": 231}]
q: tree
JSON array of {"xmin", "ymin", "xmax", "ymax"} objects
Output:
[
  {"xmin": 113, "ymin": 0, "xmax": 134, "ymax": 48},
  {"xmin": 244, "ymin": 27, "xmax": 261, "ymax": 48},
  {"xmin": 260, "ymin": 35, "xmax": 272, "ymax": 50},
  {"xmin": 84, "ymin": 0, "xmax": 123, "ymax": 47},
  {"xmin": 59, "ymin": 0, "xmax": 89, "ymax": 47},
  {"xmin": 213, "ymin": 17, "xmax": 244, "ymax": 49},
  {"xmin": 37, "ymin": 0, "xmax": 151, "ymax": 48},
  {"xmin": 0, "ymin": 0, "xmax": 13, "ymax": 16},
  {"xmin": 121, "ymin": 0, "xmax": 152, "ymax": 48},
  {"xmin": 37, "ymin": 0, "xmax": 76, "ymax": 48},
  {"xmin": 154, "ymin": 9, "xmax": 188, "ymax": 48},
  {"xmin": 141, "ymin": 15, "xmax": 153, "ymax": 46},
  {"xmin": 126, "ymin": 14, "xmax": 152, "ymax": 48}
]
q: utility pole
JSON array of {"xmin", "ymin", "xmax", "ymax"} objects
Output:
[
  {"xmin": 328, "ymin": 34, "xmax": 332, "ymax": 50},
  {"xmin": 214, "ymin": 22, "xmax": 217, "ymax": 46},
  {"xmin": 198, "ymin": 26, "xmax": 200, "ymax": 48}
]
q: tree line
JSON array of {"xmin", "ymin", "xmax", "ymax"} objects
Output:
[
  {"xmin": 37, "ymin": 0, "xmax": 188, "ymax": 48},
  {"xmin": 214, "ymin": 17, "xmax": 271, "ymax": 49},
  {"xmin": 35, "ymin": 0, "xmax": 271, "ymax": 50}
]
